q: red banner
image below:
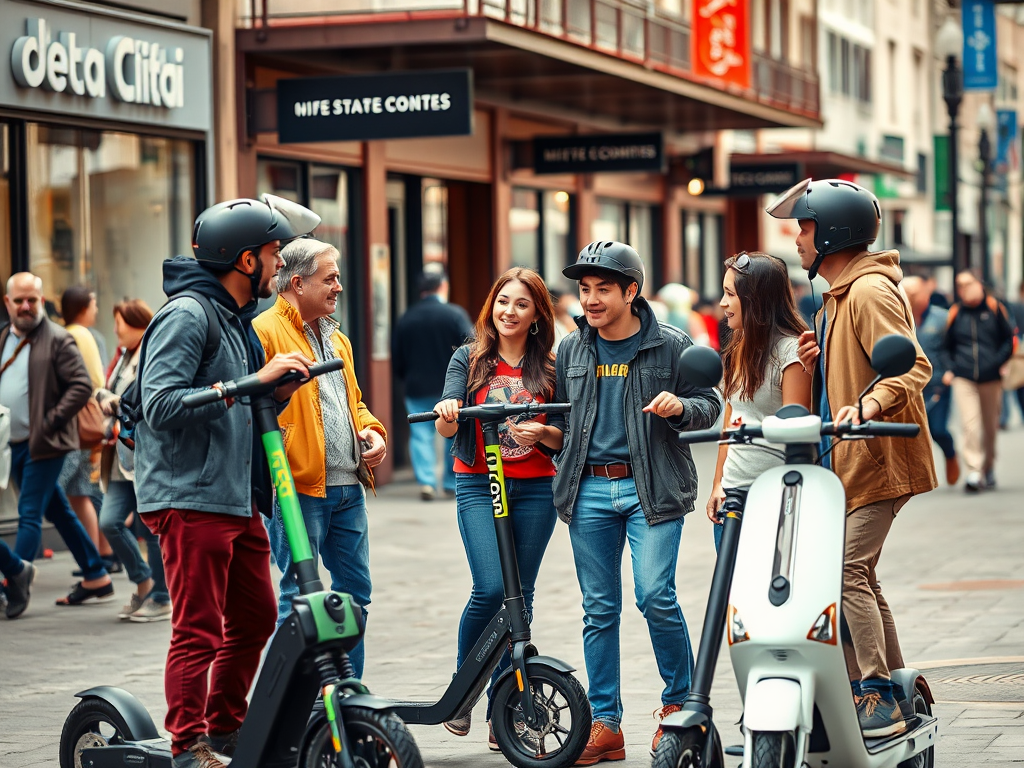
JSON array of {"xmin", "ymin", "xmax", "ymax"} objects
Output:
[{"xmin": 691, "ymin": 0, "xmax": 751, "ymax": 89}]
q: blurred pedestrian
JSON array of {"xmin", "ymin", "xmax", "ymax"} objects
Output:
[
  {"xmin": 0, "ymin": 540, "xmax": 36, "ymax": 619},
  {"xmin": 902, "ymin": 276, "xmax": 960, "ymax": 485},
  {"xmin": 392, "ymin": 268, "xmax": 472, "ymax": 500},
  {"xmin": 96, "ymin": 298, "xmax": 171, "ymax": 622},
  {"xmin": 550, "ymin": 288, "xmax": 581, "ymax": 350},
  {"xmin": 0, "ymin": 273, "xmax": 113, "ymax": 605},
  {"xmin": 433, "ymin": 267, "xmax": 562, "ymax": 749},
  {"xmin": 254, "ymin": 238, "xmax": 387, "ymax": 676},
  {"xmin": 943, "ymin": 270, "xmax": 1016, "ymax": 491},
  {"xmin": 58, "ymin": 285, "xmax": 116, "ymax": 570}
]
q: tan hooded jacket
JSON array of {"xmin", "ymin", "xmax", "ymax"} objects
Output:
[{"xmin": 813, "ymin": 249, "xmax": 938, "ymax": 511}]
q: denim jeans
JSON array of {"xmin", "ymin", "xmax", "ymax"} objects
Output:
[
  {"xmin": 99, "ymin": 480, "xmax": 169, "ymax": 604},
  {"xmin": 0, "ymin": 539, "xmax": 24, "ymax": 578},
  {"xmin": 454, "ymin": 472, "xmax": 557, "ymax": 715},
  {"xmin": 268, "ymin": 484, "xmax": 370, "ymax": 677},
  {"xmin": 10, "ymin": 441, "xmax": 107, "ymax": 580},
  {"xmin": 925, "ymin": 384, "xmax": 956, "ymax": 460},
  {"xmin": 405, "ymin": 396, "xmax": 456, "ymax": 493},
  {"xmin": 568, "ymin": 476, "xmax": 693, "ymax": 726}
]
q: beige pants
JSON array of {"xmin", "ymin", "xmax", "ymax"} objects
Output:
[
  {"xmin": 843, "ymin": 496, "xmax": 909, "ymax": 683},
  {"xmin": 952, "ymin": 378, "xmax": 1003, "ymax": 476}
]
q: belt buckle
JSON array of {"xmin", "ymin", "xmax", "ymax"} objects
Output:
[{"xmin": 604, "ymin": 462, "xmax": 623, "ymax": 479}]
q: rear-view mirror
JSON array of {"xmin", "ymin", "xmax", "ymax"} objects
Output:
[
  {"xmin": 679, "ymin": 346, "xmax": 723, "ymax": 388},
  {"xmin": 870, "ymin": 334, "xmax": 918, "ymax": 379}
]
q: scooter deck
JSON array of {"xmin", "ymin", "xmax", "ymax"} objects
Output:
[{"xmin": 863, "ymin": 712, "xmax": 938, "ymax": 755}]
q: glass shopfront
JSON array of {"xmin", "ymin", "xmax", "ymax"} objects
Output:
[{"xmin": 509, "ymin": 187, "xmax": 573, "ymax": 291}]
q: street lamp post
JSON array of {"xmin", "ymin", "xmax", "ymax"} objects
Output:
[
  {"xmin": 977, "ymin": 102, "xmax": 995, "ymax": 285},
  {"xmin": 938, "ymin": 17, "xmax": 965, "ymax": 273}
]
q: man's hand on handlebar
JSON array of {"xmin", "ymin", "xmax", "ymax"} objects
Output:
[
  {"xmin": 359, "ymin": 428, "xmax": 387, "ymax": 468},
  {"xmin": 833, "ymin": 397, "xmax": 881, "ymax": 426},
  {"xmin": 259, "ymin": 352, "xmax": 314, "ymax": 402}
]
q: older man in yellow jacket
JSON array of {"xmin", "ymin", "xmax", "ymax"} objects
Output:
[{"xmin": 253, "ymin": 238, "xmax": 386, "ymax": 676}]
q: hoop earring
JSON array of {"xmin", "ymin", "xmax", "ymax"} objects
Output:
[{"xmin": 530, "ymin": 321, "xmax": 540, "ymax": 335}]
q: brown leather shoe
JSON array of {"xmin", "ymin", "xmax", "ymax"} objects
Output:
[
  {"xmin": 945, "ymin": 456, "xmax": 961, "ymax": 486},
  {"xmin": 650, "ymin": 703, "xmax": 684, "ymax": 756},
  {"xmin": 574, "ymin": 721, "xmax": 625, "ymax": 765}
]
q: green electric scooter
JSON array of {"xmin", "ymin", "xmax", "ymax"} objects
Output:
[{"xmin": 59, "ymin": 359, "xmax": 422, "ymax": 768}]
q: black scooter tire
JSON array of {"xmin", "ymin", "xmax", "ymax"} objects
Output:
[
  {"xmin": 490, "ymin": 666, "xmax": 591, "ymax": 768},
  {"xmin": 751, "ymin": 731, "xmax": 796, "ymax": 768},
  {"xmin": 60, "ymin": 698, "xmax": 132, "ymax": 768},
  {"xmin": 898, "ymin": 689, "xmax": 935, "ymax": 768},
  {"xmin": 300, "ymin": 706, "xmax": 423, "ymax": 768},
  {"xmin": 652, "ymin": 725, "xmax": 725, "ymax": 768}
]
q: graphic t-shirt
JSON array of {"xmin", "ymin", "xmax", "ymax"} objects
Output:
[
  {"xmin": 586, "ymin": 331, "xmax": 643, "ymax": 465},
  {"xmin": 454, "ymin": 359, "xmax": 555, "ymax": 478}
]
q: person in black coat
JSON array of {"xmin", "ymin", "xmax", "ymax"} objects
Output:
[{"xmin": 392, "ymin": 269, "xmax": 473, "ymax": 500}]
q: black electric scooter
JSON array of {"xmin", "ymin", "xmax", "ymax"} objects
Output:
[
  {"xmin": 343, "ymin": 402, "xmax": 591, "ymax": 768},
  {"xmin": 59, "ymin": 360, "xmax": 422, "ymax": 768}
]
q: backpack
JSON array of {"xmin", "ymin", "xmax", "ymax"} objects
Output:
[{"xmin": 116, "ymin": 290, "xmax": 221, "ymax": 451}]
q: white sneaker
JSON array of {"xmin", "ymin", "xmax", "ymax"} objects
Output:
[
  {"xmin": 964, "ymin": 471, "xmax": 983, "ymax": 492},
  {"xmin": 118, "ymin": 593, "xmax": 144, "ymax": 620},
  {"xmin": 129, "ymin": 596, "xmax": 172, "ymax": 622}
]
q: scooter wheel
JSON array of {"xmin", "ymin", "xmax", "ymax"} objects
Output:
[
  {"xmin": 59, "ymin": 698, "xmax": 132, "ymax": 768},
  {"xmin": 751, "ymin": 731, "xmax": 796, "ymax": 768},
  {"xmin": 489, "ymin": 666, "xmax": 591, "ymax": 768},
  {"xmin": 898, "ymin": 688, "xmax": 934, "ymax": 768},
  {"xmin": 652, "ymin": 726, "xmax": 725, "ymax": 768},
  {"xmin": 300, "ymin": 706, "xmax": 423, "ymax": 768}
]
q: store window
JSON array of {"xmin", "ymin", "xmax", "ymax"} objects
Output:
[
  {"xmin": 509, "ymin": 188, "xmax": 573, "ymax": 290},
  {"xmin": 592, "ymin": 198, "xmax": 658, "ymax": 293},
  {"xmin": 681, "ymin": 209, "xmax": 724, "ymax": 300},
  {"xmin": 0, "ymin": 124, "xmax": 11, "ymax": 319},
  {"xmin": 26, "ymin": 124, "xmax": 195, "ymax": 353},
  {"xmin": 422, "ymin": 179, "xmax": 448, "ymax": 268},
  {"xmin": 257, "ymin": 158, "xmax": 354, "ymax": 334}
]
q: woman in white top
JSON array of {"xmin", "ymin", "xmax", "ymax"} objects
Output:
[{"xmin": 706, "ymin": 252, "xmax": 812, "ymax": 549}]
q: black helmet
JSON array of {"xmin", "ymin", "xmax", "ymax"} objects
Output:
[
  {"xmin": 766, "ymin": 178, "xmax": 881, "ymax": 278},
  {"xmin": 563, "ymin": 241, "xmax": 645, "ymax": 293},
  {"xmin": 192, "ymin": 193, "xmax": 321, "ymax": 268}
]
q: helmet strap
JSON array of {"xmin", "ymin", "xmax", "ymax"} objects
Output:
[
  {"xmin": 232, "ymin": 258, "xmax": 262, "ymax": 300},
  {"xmin": 807, "ymin": 251, "xmax": 827, "ymax": 281}
]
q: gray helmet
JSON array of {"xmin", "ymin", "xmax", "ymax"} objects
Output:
[
  {"xmin": 563, "ymin": 241, "xmax": 645, "ymax": 293},
  {"xmin": 766, "ymin": 178, "xmax": 880, "ymax": 279},
  {"xmin": 192, "ymin": 193, "xmax": 321, "ymax": 268}
]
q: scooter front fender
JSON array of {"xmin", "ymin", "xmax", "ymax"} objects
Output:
[
  {"xmin": 74, "ymin": 686, "xmax": 160, "ymax": 741},
  {"xmin": 742, "ymin": 678, "xmax": 802, "ymax": 732}
]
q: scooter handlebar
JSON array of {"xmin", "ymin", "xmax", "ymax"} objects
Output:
[
  {"xmin": 182, "ymin": 358, "xmax": 345, "ymax": 408},
  {"xmin": 823, "ymin": 421, "xmax": 920, "ymax": 438},
  {"xmin": 408, "ymin": 402, "xmax": 572, "ymax": 424}
]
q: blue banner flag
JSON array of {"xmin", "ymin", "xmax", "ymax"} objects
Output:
[
  {"xmin": 963, "ymin": 0, "xmax": 998, "ymax": 91},
  {"xmin": 995, "ymin": 109, "xmax": 1018, "ymax": 174}
]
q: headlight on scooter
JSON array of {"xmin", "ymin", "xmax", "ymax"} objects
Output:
[
  {"xmin": 727, "ymin": 604, "xmax": 750, "ymax": 645},
  {"xmin": 806, "ymin": 603, "xmax": 838, "ymax": 645}
]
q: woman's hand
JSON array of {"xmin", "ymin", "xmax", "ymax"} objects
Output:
[
  {"xmin": 506, "ymin": 418, "xmax": 546, "ymax": 447},
  {"xmin": 433, "ymin": 399, "xmax": 461, "ymax": 423},
  {"xmin": 706, "ymin": 483, "xmax": 726, "ymax": 524}
]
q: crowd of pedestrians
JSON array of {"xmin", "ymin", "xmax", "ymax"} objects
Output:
[{"xmin": 2, "ymin": 178, "xmax": 1023, "ymax": 768}]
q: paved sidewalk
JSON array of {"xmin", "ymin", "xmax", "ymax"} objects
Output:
[{"xmin": 1, "ymin": 433, "xmax": 1022, "ymax": 767}]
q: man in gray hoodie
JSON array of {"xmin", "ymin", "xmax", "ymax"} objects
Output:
[{"xmin": 134, "ymin": 195, "xmax": 319, "ymax": 768}]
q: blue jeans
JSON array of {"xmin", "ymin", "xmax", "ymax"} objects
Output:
[
  {"xmin": 268, "ymin": 485, "xmax": 371, "ymax": 677},
  {"xmin": 10, "ymin": 442, "xmax": 107, "ymax": 581},
  {"xmin": 568, "ymin": 476, "xmax": 693, "ymax": 726},
  {"xmin": 99, "ymin": 480, "xmax": 169, "ymax": 604},
  {"xmin": 925, "ymin": 384, "xmax": 956, "ymax": 460},
  {"xmin": 454, "ymin": 472, "xmax": 557, "ymax": 715},
  {"xmin": 0, "ymin": 539, "xmax": 25, "ymax": 578},
  {"xmin": 405, "ymin": 396, "xmax": 456, "ymax": 492}
]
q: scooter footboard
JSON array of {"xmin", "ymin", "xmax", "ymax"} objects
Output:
[{"xmin": 743, "ymin": 678, "xmax": 803, "ymax": 732}]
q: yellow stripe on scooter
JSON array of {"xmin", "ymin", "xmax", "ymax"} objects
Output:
[{"xmin": 516, "ymin": 669, "xmax": 524, "ymax": 691}]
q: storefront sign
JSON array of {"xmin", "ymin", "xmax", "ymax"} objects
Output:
[
  {"xmin": 276, "ymin": 69, "xmax": 473, "ymax": 143},
  {"xmin": 962, "ymin": 0, "xmax": 997, "ymax": 91},
  {"xmin": 0, "ymin": 0, "xmax": 211, "ymax": 132},
  {"xmin": 532, "ymin": 133, "xmax": 664, "ymax": 174},
  {"xmin": 692, "ymin": 0, "xmax": 751, "ymax": 90},
  {"xmin": 728, "ymin": 162, "xmax": 800, "ymax": 192}
]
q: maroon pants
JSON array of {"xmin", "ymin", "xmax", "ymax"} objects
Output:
[{"xmin": 143, "ymin": 509, "xmax": 276, "ymax": 755}]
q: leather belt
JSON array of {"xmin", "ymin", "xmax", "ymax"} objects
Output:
[{"xmin": 585, "ymin": 463, "xmax": 633, "ymax": 479}]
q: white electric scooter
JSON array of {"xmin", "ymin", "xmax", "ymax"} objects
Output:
[{"xmin": 662, "ymin": 335, "xmax": 937, "ymax": 768}]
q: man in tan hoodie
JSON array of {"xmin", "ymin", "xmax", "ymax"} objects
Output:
[{"xmin": 768, "ymin": 179, "xmax": 937, "ymax": 739}]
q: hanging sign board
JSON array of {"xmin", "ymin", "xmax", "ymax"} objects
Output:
[
  {"xmin": 691, "ymin": 0, "xmax": 751, "ymax": 90},
  {"xmin": 276, "ymin": 69, "xmax": 473, "ymax": 143},
  {"xmin": 962, "ymin": 0, "xmax": 997, "ymax": 91},
  {"xmin": 532, "ymin": 133, "xmax": 664, "ymax": 174}
]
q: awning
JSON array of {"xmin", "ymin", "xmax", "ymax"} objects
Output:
[{"xmin": 729, "ymin": 151, "xmax": 915, "ymax": 179}]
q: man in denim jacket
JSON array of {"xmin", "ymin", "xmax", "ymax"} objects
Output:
[{"xmin": 553, "ymin": 241, "xmax": 721, "ymax": 764}]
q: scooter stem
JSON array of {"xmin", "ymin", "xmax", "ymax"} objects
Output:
[{"xmin": 253, "ymin": 396, "xmax": 323, "ymax": 595}]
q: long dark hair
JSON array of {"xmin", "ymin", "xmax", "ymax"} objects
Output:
[
  {"xmin": 722, "ymin": 252, "xmax": 807, "ymax": 401},
  {"xmin": 467, "ymin": 268, "xmax": 557, "ymax": 401}
]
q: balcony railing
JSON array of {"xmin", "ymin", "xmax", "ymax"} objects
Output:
[{"xmin": 244, "ymin": 0, "xmax": 819, "ymax": 119}]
